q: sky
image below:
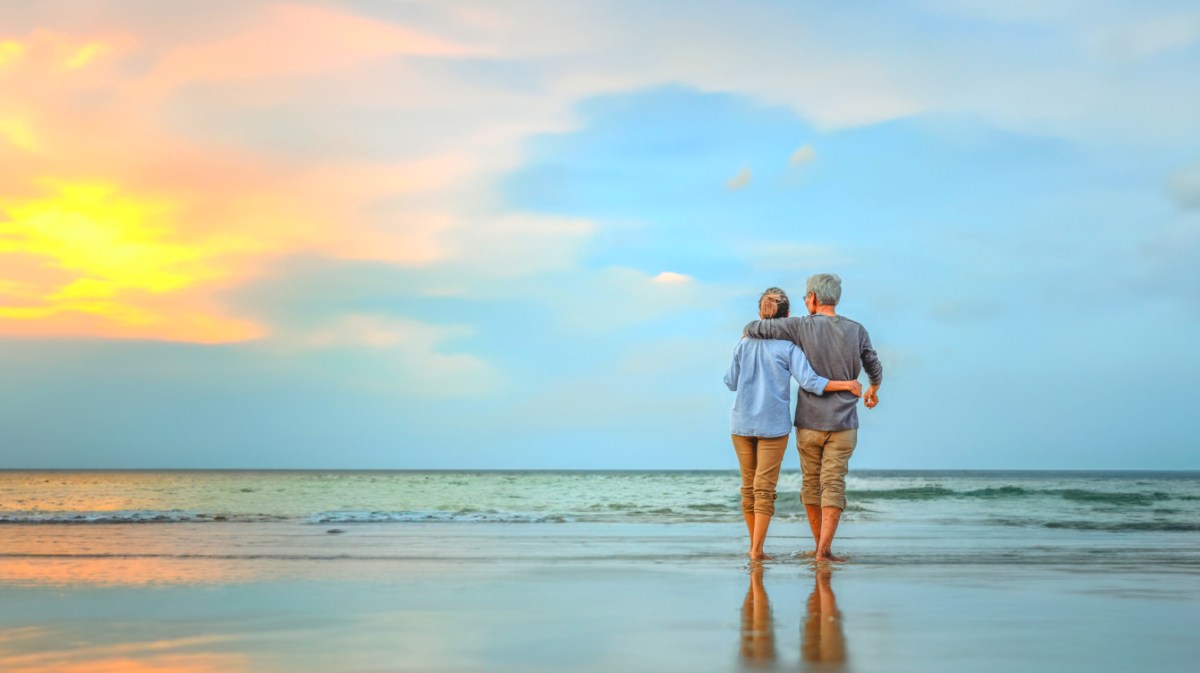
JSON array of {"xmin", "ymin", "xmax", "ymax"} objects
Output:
[{"xmin": 1, "ymin": 0, "xmax": 1198, "ymax": 470}]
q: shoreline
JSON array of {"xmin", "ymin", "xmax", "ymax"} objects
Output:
[
  {"xmin": 2, "ymin": 467, "xmax": 1199, "ymax": 476},
  {"xmin": 2, "ymin": 525, "xmax": 1197, "ymax": 673}
]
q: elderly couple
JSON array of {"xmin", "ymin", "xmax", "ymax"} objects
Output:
[{"xmin": 725, "ymin": 273, "xmax": 883, "ymax": 562}]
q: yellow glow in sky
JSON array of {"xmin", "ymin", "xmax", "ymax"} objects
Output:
[
  {"xmin": 0, "ymin": 182, "xmax": 260, "ymax": 341},
  {"xmin": 0, "ymin": 117, "xmax": 38, "ymax": 152},
  {"xmin": 64, "ymin": 42, "xmax": 108, "ymax": 70},
  {"xmin": 0, "ymin": 40, "xmax": 24, "ymax": 66},
  {"xmin": 1, "ymin": 182, "xmax": 209, "ymax": 292}
]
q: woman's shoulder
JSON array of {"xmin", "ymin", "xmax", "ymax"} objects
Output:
[{"xmin": 759, "ymin": 338, "xmax": 799, "ymax": 360}]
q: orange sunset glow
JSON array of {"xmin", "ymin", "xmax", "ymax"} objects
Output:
[
  {"xmin": 0, "ymin": 630, "xmax": 253, "ymax": 673},
  {"xmin": 0, "ymin": 557, "xmax": 260, "ymax": 587},
  {"xmin": 0, "ymin": 7, "xmax": 472, "ymax": 344}
]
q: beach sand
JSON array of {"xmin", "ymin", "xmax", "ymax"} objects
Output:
[{"xmin": 1, "ymin": 521, "xmax": 1197, "ymax": 672}]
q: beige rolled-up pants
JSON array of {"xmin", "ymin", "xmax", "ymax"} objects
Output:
[
  {"xmin": 732, "ymin": 434, "xmax": 789, "ymax": 516},
  {"xmin": 796, "ymin": 428, "xmax": 858, "ymax": 510}
]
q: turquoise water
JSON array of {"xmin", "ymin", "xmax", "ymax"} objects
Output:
[{"xmin": 1, "ymin": 469, "xmax": 1197, "ymax": 530}]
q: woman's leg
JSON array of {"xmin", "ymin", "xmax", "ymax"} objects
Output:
[
  {"xmin": 732, "ymin": 435, "xmax": 758, "ymax": 543},
  {"xmin": 750, "ymin": 434, "xmax": 788, "ymax": 560}
]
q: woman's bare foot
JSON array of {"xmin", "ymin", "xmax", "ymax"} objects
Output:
[
  {"xmin": 814, "ymin": 551, "xmax": 846, "ymax": 563},
  {"xmin": 749, "ymin": 550, "xmax": 774, "ymax": 561}
]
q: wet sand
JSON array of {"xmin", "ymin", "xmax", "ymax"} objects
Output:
[{"xmin": 1, "ymin": 522, "xmax": 1198, "ymax": 672}]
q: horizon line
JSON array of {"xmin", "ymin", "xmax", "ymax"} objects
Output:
[{"xmin": 1, "ymin": 467, "xmax": 1197, "ymax": 474}]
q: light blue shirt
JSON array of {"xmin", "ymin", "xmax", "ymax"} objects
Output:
[{"xmin": 724, "ymin": 338, "xmax": 829, "ymax": 438}]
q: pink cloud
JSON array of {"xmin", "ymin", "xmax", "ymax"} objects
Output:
[
  {"xmin": 0, "ymin": 9, "xmax": 485, "ymax": 342},
  {"xmin": 144, "ymin": 4, "xmax": 477, "ymax": 90}
]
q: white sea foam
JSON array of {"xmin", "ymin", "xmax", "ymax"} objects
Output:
[
  {"xmin": 0, "ymin": 510, "xmax": 287, "ymax": 524},
  {"xmin": 308, "ymin": 510, "xmax": 571, "ymax": 524},
  {"xmin": 0, "ymin": 509, "xmax": 202, "ymax": 524}
]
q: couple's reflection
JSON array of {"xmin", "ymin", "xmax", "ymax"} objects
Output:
[
  {"xmin": 802, "ymin": 568, "xmax": 847, "ymax": 667},
  {"xmin": 738, "ymin": 566, "xmax": 846, "ymax": 670},
  {"xmin": 740, "ymin": 564, "xmax": 776, "ymax": 665}
]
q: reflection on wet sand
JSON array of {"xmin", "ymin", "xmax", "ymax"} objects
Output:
[
  {"xmin": 0, "ymin": 629, "xmax": 251, "ymax": 673},
  {"xmin": 739, "ymin": 564, "xmax": 775, "ymax": 667},
  {"xmin": 0, "ymin": 557, "xmax": 258, "ymax": 587},
  {"xmin": 802, "ymin": 568, "xmax": 846, "ymax": 669}
]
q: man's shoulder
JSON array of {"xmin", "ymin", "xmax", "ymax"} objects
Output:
[{"xmin": 829, "ymin": 314, "xmax": 870, "ymax": 333}]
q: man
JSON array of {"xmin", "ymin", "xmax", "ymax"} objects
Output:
[{"xmin": 743, "ymin": 274, "xmax": 882, "ymax": 562}]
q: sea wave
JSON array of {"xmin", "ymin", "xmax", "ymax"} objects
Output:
[
  {"xmin": 963, "ymin": 516, "xmax": 1200, "ymax": 533},
  {"xmin": 1042, "ymin": 520, "xmax": 1200, "ymax": 532},
  {"xmin": 0, "ymin": 510, "xmax": 287, "ymax": 524},
  {"xmin": 307, "ymin": 510, "xmax": 572, "ymax": 524},
  {"xmin": 848, "ymin": 485, "xmax": 1179, "ymax": 506}
]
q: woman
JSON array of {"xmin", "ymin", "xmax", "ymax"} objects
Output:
[{"xmin": 724, "ymin": 287, "xmax": 861, "ymax": 561}]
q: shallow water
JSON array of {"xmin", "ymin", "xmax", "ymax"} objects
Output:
[{"xmin": 1, "ymin": 471, "xmax": 1197, "ymax": 672}]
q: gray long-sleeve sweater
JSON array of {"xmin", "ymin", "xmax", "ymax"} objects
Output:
[{"xmin": 744, "ymin": 314, "xmax": 882, "ymax": 431}]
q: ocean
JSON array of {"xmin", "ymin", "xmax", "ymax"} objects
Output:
[
  {"xmin": 4, "ymin": 469, "xmax": 1198, "ymax": 527},
  {"xmin": 1, "ymin": 470, "xmax": 1197, "ymax": 672}
]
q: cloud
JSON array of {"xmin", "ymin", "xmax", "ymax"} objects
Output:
[
  {"xmin": 725, "ymin": 166, "xmax": 751, "ymax": 190},
  {"xmin": 276, "ymin": 314, "xmax": 501, "ymax": 398},
  {"xmin": 0, "ymin": 40, "xmax": 25, "ymax": 67},
  {"xmin": 142, "ymin": 4, "xmax": 477, "ymax": 91},
  {"xmin": 1092, "ymin": 14, "xmax": 1200, "ymax": 60},
  {"xmin": 1167, "ymin": 163, "xmax": 1200, "ymax": 209},
  {"xmin": 0, "ymin": 20, "xmax": 505, "ymax": 342},
  {"xmin": 438, "ymin": 212, "xmax": 595, "ymax": 277},
  {"xmin": 548, "ymin": 267, "xmax": 717, "ymax": 333},
  {"xmin": 0, "ymin": 117, "xmax": 36, "ymax": 152},
  {"xmin": 789, "ymin": 144, "xmax": 816, "ymax": 166},
  {"xmin": 652, "ymin": 271, "xmax": 693, "ymax": 285},
  {"xmin": 4, "ymin": 0, "xmax": 1200, "ymax": 349}
]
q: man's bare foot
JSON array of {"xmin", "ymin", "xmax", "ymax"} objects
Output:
[{"xmin": 814, "ymin": 551, "xmax": 846, "ymax": 563}]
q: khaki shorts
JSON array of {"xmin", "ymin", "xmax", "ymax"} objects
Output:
[
  {"xmin": 732, "ymin": 434, "xmax": 788, "ymax": 516},
  {"xmin": 796, "ymin": 428, "xmax": 857, "ymax": 510}
]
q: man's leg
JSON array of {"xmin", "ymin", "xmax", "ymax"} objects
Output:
[
  {"xmin": 732, "ymin": 435, "xmax": 758, "ymax": 545},
  {"xmin": 802, "ymin": 567, "xmax": 846, "ymax": 663},
  {"xmin": 796, "ymin": 429, "xmax": 828, "ymax": 550},
  {"xmin": 815, "ymin": 508, "xmax": 844, "ymax": 562},
  {"xmin": 815, "ymin": 429, "xmax": 857, "ymax": 562},
  {"xmin": 749, "ymin": 435, "xmax": 788, "ymax": 561}
]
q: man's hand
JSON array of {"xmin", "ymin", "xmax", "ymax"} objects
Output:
[
  {"xmin": 848, "ymin": 380, "xmax": 863, "ymax": 398},
  {"xmin": 864, "ymin": 384, "xmax": 880, "ymax": 409}
]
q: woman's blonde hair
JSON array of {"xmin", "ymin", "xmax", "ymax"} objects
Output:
[{"xmin": 759, "ymin": 287, "xmax": 789, "ymax": 319}]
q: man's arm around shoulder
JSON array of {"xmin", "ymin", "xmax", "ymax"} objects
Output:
[{"xmin": 742, "ymin": 316, "xmax": 803, "ymax": 342}]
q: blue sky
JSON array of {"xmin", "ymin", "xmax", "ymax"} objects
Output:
[{"xmin": 1, "ymin": 1, "xmax": 1198, "ymax": 468}]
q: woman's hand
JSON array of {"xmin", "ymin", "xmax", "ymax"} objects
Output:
[{"xmin": 825, "ymin": 380, "xmax": 862, "ymax": 397}]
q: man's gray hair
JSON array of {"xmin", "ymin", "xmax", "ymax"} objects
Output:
[{"xmin": 806, "ymin": 273, "xmax": 842, "ymax": 306}]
